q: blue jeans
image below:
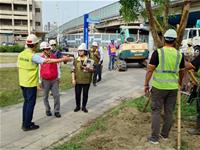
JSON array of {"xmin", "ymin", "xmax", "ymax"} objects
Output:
[
  {"xmin": 108, "ymin": 55, "xmax": 115, "ymax": 70},
  {"xmin": 21, "ymin": 86, "xmax": 37, "ymax": 128}
]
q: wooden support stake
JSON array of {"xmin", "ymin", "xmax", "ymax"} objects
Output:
[{"xmin": 177, "ymin": 88, "xmax": 181, "ymax": 150}]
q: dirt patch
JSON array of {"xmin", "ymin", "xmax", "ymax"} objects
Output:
[{"xmin": 82, "ymin": 107, "xmax": 200, "ymax": 150}]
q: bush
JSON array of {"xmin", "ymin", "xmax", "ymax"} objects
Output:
[{"xmin": 0, "ymin": 45, "xmax": 25, "ymax": 53}]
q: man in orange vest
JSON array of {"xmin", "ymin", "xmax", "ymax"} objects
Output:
[{"xmin": 107, "ymin": 39, "xmax": 118, "ymax": 70}]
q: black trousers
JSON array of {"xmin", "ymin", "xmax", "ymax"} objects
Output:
[
  {"xmin": 93, "ymin": 64, "xmax": 101, "ymax": 83},
  {"xmin": 196, "ymin": 88, "xmax": 200, "ymax": 121},
  {"xmin": 97, "ymin": 60, "xmax": 103, "ymax": 80},
  {"xmin": 75, "ymin": 84, "xmax": 90, "ymax": 108},
  {"xmin": 188, "ymin": 86, "xmax": 200, "ymax": 121}
]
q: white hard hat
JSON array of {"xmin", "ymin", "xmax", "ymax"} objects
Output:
[
  {"xmin": 26, "ymin": 34, "xmax": 39, "ymax": 45},
  {"xmin": 164, "ymin": 29, "xmax": 177, "ymax": 38},
  {"xmin": 92, "ymin": 41, "xmax": 98, "ymax": 47},
  {"xmin": 49, "ymin": 39, "xmax": 56, "ymax": 45},
  {"xmin": 40, "ymin": 41, "xmax": 51, "ymax": 50},
  {"xmin": 187, "ymin": 40, "xmax": 192, "ymax": 45},
  {"xmin": 78, "ymin": 43, "xmax": 87, "ymax": 51}
]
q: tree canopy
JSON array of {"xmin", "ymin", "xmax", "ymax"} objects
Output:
[{"xmin": 120, "ymin": 0, "xmax": 191, "ymax": 49}]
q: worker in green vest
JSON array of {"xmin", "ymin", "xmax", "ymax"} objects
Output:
[
  {"xmin": 72, "ymin": 43, "xmax": 94, "ymax": 113},
  {"xmin": 17, "ymin": 34, "xmax": 72, "ymax": 131},
  {"xmin": 90, "ymin": 42, "xmax": 100, "ymax": 86},
  {"xmin": 186, "ymin": 53, "xmax": 200, "ymax": 135},
  {"xmin": 144, "ymin": 29, "xmax": 185, "ymax": 144}
]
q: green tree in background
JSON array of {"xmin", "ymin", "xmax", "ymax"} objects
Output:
[{"xmin": 120, "ymin": 0, "xmax": 191, "ymax": 49}]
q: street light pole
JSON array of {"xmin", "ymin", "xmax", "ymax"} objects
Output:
[
  {"xmin": 56, "ymin": 2, "xmax": 60, "ymax": 45},
  {"xmin": 27, "ymin": 0, "xmax": 30, "ymax": 35}
]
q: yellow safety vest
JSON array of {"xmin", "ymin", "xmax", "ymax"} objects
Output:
[
  {"xmin": 17, "ymin": 48, "xmax": 39, "ymax": 87},
  {"xmin": 152, "ymin": 47, "xmax": 182, "ymax": 90}
]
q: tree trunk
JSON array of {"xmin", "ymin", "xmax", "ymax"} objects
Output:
[
  {"xmin": 163, "ymin": 0, "xmax": 170, "ymax": 32},
  {"xmin": 145, "ymin": 0, "xmax": 163, "ymax": 48},
  {"xmin": 176, "ymin": 0, "xmax": 191, "ymax": 49}
]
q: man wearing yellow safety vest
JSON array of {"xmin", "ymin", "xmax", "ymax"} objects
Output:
[
  {"xmin": 186, "ymin": 53, "xmax": 200, "ymax": 135},
  {"xmin": 144, "ymin": 29, "xmax": 185, "ymax": 144},
  {"xmin": 17, "ymin": 34, "xmax": 72, "ymax": 131}
]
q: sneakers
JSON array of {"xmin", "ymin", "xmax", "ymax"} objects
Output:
[
  {"xmin": 74, "ymin": 107, "xmax": 81, "ymax": 112},
  {"xmin": 22, "ymin": 124, "xmax": 39, "ymax": 131},
  {"xmin": 147, "ymin": 136, "xmax": 159, "ymax": 145},
  {"xmin": 187, "ymin": 128, "xmax": 200, "ymax": 135},
  {"xmin": 93, "ymin": 83, "xmax": 97, "ymax": 86},
  {"xmin": 46, "ymin": 111, "xmax": 52, "ymax": 116},
  {"xmin": 54, "ymin": 112, "xmax": 61, "ymax": 118},
  {"xmin": 82, "ymin": 107, "xmax": 88, "ymax": 113},
  {"xmin": 159, "ymin": 134, "xmax": 168, "ymax": 141}
]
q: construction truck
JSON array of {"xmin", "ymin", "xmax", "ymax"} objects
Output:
[
  {"xmin": 181, "ymin": 20, "xmax": 200, "ymax": 56},
  {"xmin": 116, "ymin": 26, "xmax": 149, "ymax": 71}
]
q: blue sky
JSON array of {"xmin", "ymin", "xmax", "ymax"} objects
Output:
[{"xmin": 42, "ymin": 0, "xmax": 119, "ymax": 26}]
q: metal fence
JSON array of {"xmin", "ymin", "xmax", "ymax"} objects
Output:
[{"xmin": 62, "ymin": 33, "xmax": 150, "ymax": 48}]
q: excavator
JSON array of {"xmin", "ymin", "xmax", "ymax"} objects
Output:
[{"xmin": 116, "ymin": 25, "xmax": 149, "ymax": 71}]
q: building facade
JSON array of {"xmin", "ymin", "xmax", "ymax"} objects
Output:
[{"xmin": 0, "ymin": 0, "xmax": 42, "ymax": 44}]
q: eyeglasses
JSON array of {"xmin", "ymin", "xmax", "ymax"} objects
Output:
[
  {"xmin": 43, "ymin": 48, "xmax": 50, "ymax": 51},
  {"xmin": 51, "ymin": 44, "xmax": 56, "ymax": 46}
]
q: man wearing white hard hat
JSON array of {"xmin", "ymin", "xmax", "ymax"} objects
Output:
[
  {"xmin": 185, "ymin": 40, "xmax": 194, "ymax": 61},
  {"xmin": 144, "ymin": 29, "xmax": 185, "ymax": 144},
  {"xmin": 90, "ymin": 41, "xmax": 101, "ymax": 86},
  {"xmin": 71, "ymin": 43, "xmax": 94, "ymax": 113},
  {"xmin": 17, "ymin": 35, "xmax": 73, "ymax": 131},
  {"xmin": 39, "ymin": 41, "xmax": 62, "ymax": 118}
]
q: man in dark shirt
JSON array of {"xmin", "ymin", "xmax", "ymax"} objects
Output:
[
  {"xmin": 149, "ymin": 50, "xmax": 185, "ymax": 69},
  {"xmin": 186, "ymin": 54, "xmax": 200, "ymax": 135},
  {"xmin": 144, "ymin": 29, "xmax": 185, "ymax": 144},
  {"xmin": 186, "ymin": 54, "xmax": 200, "ymax": 70}
]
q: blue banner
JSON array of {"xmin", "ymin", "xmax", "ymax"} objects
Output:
[{"xmin": 84, "ymin": 14, "xmax": 89, "ymax": 49}]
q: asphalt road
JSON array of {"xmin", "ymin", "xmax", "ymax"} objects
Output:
[{"xmin": 0, "ymin": 51, "xmax": 146, "ymax": 150}]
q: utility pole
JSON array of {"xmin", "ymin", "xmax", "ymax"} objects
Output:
[
  {"xmin": 56, "ymin": 2, "xmax": 60, "ymax": 45},
  {"xmin": 27, "ymin": 0, "xmax": 31, "ymax": 35}
]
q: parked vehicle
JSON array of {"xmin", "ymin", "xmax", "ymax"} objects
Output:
[
  {"xmin": 1, "ymin": 42, "xmax": 16, "ymax": 46},
  {"xmin": 181, "ymin": 28, "xmax": 200, "ymax": 56},
  {"xmin": 117, "ymin": 25, "xmax": 149, "ymax": 70}
]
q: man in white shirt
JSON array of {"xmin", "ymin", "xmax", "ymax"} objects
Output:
[{"xmin": 97, "ymin": 45, "xmax": 104, "ymax": 82}]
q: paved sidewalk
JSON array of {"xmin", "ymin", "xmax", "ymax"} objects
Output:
[
  {"xmin": 0, "ymin": 69, "xmax": 145, "ymax": 150},
  {"xmin": 0, "ymin": 52, "xmax": 146, "ymax": 150}
]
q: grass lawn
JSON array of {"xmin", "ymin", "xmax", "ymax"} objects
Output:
[
  {"xmin": 0, "ymin": 55, "xmax": 18, "ymax": 64},
  {"xmin": 0, "ymin": 66, "xmax": 72, "ymax": 107},
  {"xmin": 52, "ymin": 95, "xmax": 197, "ymax": 150}
]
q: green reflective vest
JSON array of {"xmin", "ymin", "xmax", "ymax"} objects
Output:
[
  {"xmin": 152, "ymin": 47, "xmax": 182, "ymax": 90},
  {"xmin": 17, "ymin": 48, "xmax": 39, "ymax": 87},
  {"xmin": 74, "ymin": 56, "xmax": 93, "ymax": 84},
  {"xmin": 90, "ymin": 48, "xmax": 100, "ymax": 65}
]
